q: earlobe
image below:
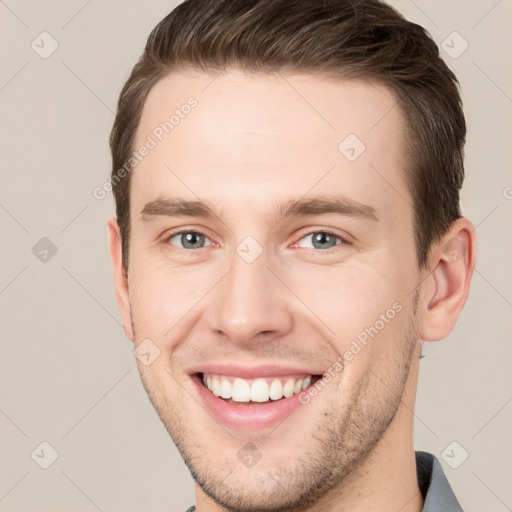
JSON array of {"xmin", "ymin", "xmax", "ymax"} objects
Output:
[
  {"xmin": 419, "ymin": 218, "xmax": 476, "ymax": 341},
  {"xmin": 107, "ymin": 216, "xmax": 134, "ymax": 341}
]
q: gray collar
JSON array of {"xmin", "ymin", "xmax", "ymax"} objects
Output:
[{"xmin": 416, "ymin": 451, "xmax": 464, "ymax": 511}]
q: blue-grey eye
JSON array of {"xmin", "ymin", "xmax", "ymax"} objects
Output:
[
  {"xmin": 168, "ymin": 231, "xmax": 211, "ymax": 249},
  {"xmin": 298, "ymin": 232, "xmax": 342, "ymax": 250}
]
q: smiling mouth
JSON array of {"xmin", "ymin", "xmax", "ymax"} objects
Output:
[{"xmin": 198, "ymin": 372, "xmax": 322, "ymax": 406}]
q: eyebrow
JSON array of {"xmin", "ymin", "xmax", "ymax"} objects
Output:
[{"xmin": 140, "ymin": 194, "xmax": 378, "ymax": 223}]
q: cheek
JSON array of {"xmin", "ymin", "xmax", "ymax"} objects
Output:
[
  {"xmin": 129, "ymin": 259, "xmax": 195, "ymax": 339},
  {"xmin": 127, "ymin": 259, "xmax": 218, "ymax": 341},
  {"xmin": 289, "ymin": 263, "xmax": 402, "ymax": 339},
  {"xmin": 289, "ymin": 261, "xmax": 415, "ymax": 388}
]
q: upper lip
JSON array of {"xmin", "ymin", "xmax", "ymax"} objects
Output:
[{"xmin": 188, "ymin": 363, "xmax": 324, "ymax": 379}]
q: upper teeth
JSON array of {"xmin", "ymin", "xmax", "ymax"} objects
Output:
[{"xmin": 203, "ymin": 374, "xmax": 312, "ymax": 402}]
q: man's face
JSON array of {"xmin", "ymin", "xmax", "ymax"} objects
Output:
[{"xmin": 120, "ymin": 70, "xmax": 425, "ymax": 510}]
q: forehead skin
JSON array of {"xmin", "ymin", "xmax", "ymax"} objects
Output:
[{"xmin": 130, "ymin": 69, "xmax": 415, "ymax": 282}]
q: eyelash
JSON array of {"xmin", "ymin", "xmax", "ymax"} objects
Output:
[{"xmin": 164, "ymin": 229, "xmax": 348, "ymax": 254}]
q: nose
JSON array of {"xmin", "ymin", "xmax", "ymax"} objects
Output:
[{"xmin": 206, "ymin": 248, "xmax": 294, "ymax": 345}]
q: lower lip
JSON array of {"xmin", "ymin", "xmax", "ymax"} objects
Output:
[{"xmin": 192, "ymin": 374, "xmax": 310, "ymax": 431}]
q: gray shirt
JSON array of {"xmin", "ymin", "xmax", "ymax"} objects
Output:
[{"xmin": 185, "ymin": 451, "xmax": 463, "ymax": 511}]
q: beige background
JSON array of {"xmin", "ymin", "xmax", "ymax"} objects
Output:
[{"xmin": 1, "ymin": 1, "xmax": 511, "ymax": 511}]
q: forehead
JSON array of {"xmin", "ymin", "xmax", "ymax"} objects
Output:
[{"xmin": 131, "ymin": 69, "xmax": 411, "ymax": 223}]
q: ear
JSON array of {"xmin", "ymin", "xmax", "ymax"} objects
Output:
[
  {"xmin": 108, "ymin": 216, "xmax": 134, "ymax": 341},
  {"xmin": 419, "ymin": 218, "xmax": 476, "ymax": 341}
]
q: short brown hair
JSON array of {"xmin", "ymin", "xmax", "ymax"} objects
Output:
[{"xmin": 110, "ymin": 0, "xmax": 465, "ymax": 270}]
